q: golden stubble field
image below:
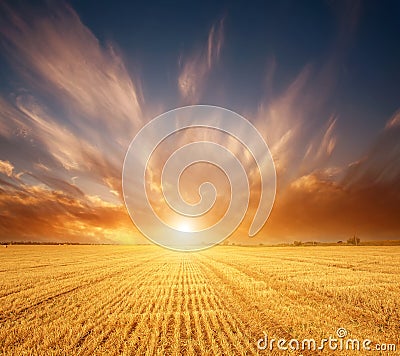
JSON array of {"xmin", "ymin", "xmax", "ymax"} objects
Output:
[{"xmin": 0, "ymin": 245, "xmax": 399, "ymax": 355}]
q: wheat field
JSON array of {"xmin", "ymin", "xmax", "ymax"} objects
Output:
[{"xmin": 0, "ymin": 245, "xmax": 399, "ymax": 355}]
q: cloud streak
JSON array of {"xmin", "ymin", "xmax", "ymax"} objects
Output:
[
  {"xmin": 0, "ymin": 2, "xmax": 142, "ymax": 132},
  {"xmin": 0, "ymin": 1, "xmax": 146, "ymax": 201},
  {"xmin": 0, "ymin": 1, "xmax": 147, "ymax": 242},
  {"xmin": 178, "ymin": 18, "xmax": 224, "ymax": 103}
]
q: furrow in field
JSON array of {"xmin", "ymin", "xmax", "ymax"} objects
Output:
[
  {"xmin": 196, "ymin": 253, "xmax": 318, "ymax": 356},
  {"xmin": 0, "ymin": 252, "xmax": 161, "ymax": 300},
  {"xmin": 72, "ymin": 258, "xmax": 165, "ymax": 355},
  {"xmin": 0, "ymin": 253, "xmax": 163, "ymax": 323},
  {"xmin": 0, "ymin": 251, "xmax": 163, "ymax": 354},
  {"xmin": 201, "ymin": 250, "xmax": 400, "ymax": 345},
  {"xmin": 120, "ymin": 254, "xmax": 182, "ymax": 355},
  {"xmin": 191, "ymin": 257, "xmax": 258, "ymax": 355}
]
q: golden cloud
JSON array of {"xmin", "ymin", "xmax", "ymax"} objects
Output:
[
  {"xmin": 0, "ymin": 182, "xmax": 141, "ymax": 244},
  {"xmin": 0, "ymin": 160, "xmax": 14, "ymax": 177}
]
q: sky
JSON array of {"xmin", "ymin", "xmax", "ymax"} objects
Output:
[{"xmin": 0, "ymin": 0, "xmax": 399, "ymax": 244}]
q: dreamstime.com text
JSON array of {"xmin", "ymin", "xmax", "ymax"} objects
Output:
[{"xmin": 257, "ymin": 328, "xmax": 396, "ymax": 352}]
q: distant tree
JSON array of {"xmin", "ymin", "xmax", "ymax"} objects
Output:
[
  {"xmin": 347, "ymin": 235, "xmax": 360, "ymax": 245},
  {"xmin": 293, "ymin": 240, "xmax": 302, "ymax": 246}
]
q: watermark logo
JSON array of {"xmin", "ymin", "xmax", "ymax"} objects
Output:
[
  {"xmin": 122, "ymin": 105, "xmax": 276, "ymax": 251},
  {"xmin": 257, "ymin": 328, "xmax": 397, "ymax": 352},
  {"xmin": 336, "ymin": 327, "xmax": 347, "ymax": 338}
]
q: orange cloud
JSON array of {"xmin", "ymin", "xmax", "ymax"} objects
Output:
[
  {"xmin": 237, "ymin": 169, "xmax": 399, "ymax": 244},
  {"xmin": 0, "ymin": 181, "xmax": 142, "ymax": 244},
  {"xmin": 252, "ymin": 110, "xmax": 400, "ymax": 243},
  {"xmin": 0, "ymin": 160, "xmax": 14, "ymax": 177}
]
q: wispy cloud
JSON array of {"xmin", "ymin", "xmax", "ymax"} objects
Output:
[
  {"xmin": 342, "ymin": 108, "xmax": 400, "ymax": 189},
  {"xmin": 385, "ymin": 109, "xmax": 400, "ymax": 130},
  {"xmin": 0, "ymin": 2, "xmax": 142, "ymax": 133},
  {"xmin": 178, "ymin": 18, "xmax": 224, "ymax": 103},
  {"xmin": 245, "ymin": 106, "xmax": 400, "ymax": 243},
  {"xmin": 249, "ymin": 1, "xmax": 361, "ymax": 188},
  {"xmin": 0, "ymin": 1, "xmax": 145, "ymax": 200},
  {"xmin": 0, "ymin": 1, "xmax": 147, "ymax": 242}
]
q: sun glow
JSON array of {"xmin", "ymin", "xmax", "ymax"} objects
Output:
[{"xmin": 177, "ymin": 222, "xmax": 192, "ymax": 233}]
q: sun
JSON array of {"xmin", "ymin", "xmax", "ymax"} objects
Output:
[{"xmin": 177, "ymin": 222, "xmax": 192, "ymax": 232}]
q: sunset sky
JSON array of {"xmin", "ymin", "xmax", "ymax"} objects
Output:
[{"xmin": 0, "ymin": 0, "xmax": 399, "ymax": 244}]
